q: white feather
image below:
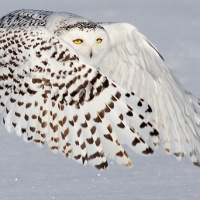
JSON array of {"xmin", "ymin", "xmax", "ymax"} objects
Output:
[
  {"xmin": 100, "ymin": 22, "xmax": 200, "ymax": 166},
  {"xmin": 0, "ymin": 9, "xmax": 200, "ymax": 169}
]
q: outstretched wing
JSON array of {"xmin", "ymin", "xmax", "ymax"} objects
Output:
[
  {"xmin": 100, "ymin": 22, "xmax": 200, "ymax": 166},
  {"xmin": 0, "ymin": 26, "xmax": 158, "ymax": 169}
]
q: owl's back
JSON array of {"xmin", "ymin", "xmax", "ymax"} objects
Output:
[{"xmin": 0, "ymin": 9, "xmax": 52, "ymax": 28}]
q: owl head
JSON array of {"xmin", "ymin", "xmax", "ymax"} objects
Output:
[
  {"xmin": 46, "ymin": 13, "xmax": 110, "ymax": 67},
  {"xmin": 59, "ymin": 21, "xmax": 110, "ymax": 67}
]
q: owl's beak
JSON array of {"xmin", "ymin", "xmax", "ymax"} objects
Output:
[{"xmin": 89, "ymin": 50, "xmax": 93, "ymax": 58}]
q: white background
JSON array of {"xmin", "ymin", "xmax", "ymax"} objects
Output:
[{"xmin": 0, "ymin": 1, "xmax": 200, "ymax": 199}]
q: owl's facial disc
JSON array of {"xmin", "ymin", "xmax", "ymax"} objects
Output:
[{"xmin": 59, "ymin": 27, "xmax": 110, "ymax": 67}]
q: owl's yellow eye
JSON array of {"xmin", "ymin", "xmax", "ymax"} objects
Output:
[
  {"xmin": 73, "ymin": 39, "xmax": 83, "ymax": 44},
  {"xmin": 96, "ymin": 38, "xmax": 102, "ymax": 43}
]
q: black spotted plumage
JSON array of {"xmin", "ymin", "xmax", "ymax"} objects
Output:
[
  {"xmin": 0, "ymin": 9, "xmax": 200, "ymax": 169},
  {"xmin": 0, "ymin": 11, "xmax": 158, "ymax": 169}
]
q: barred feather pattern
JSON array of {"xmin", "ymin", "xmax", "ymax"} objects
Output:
[
  {"xmin": 0, "ymin": 26, "xmax": 158, "ymax": 169},
  {"xmin": 1, "ymin": 9, "xmax": 200, "ymax": 169},
  {"xmin": 0, "ymin": 9, "xmax": 52, "ymax": 28}
]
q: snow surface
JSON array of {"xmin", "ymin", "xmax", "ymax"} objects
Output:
[{"xmin": 0, "ymin": 1, "xmax": 200, "ymax": 200}]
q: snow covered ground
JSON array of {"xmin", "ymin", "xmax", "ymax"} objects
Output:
[{"xmin": 0, "ymin": 1, "xmax": 200, "ymax": 199}]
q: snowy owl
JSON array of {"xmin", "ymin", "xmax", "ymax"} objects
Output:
[{"xmin": 0, "ymin": 9, "xmax": 200, "ymax": 170}]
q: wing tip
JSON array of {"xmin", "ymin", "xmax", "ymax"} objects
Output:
[
  {"xmin": 95, "ymin": 161, "xmax": 108, "ymax": 170},
  {"xmin": 122, "ymin": 160, "xmax": 134, "ymax": 168},
  {"xmin": 142, "ymin": 147, "xmax": 154, "ymax": 155},
  {"xmin": 193, "ymin": 161, "xmax": 200, "ymax": 167}
]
